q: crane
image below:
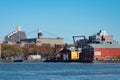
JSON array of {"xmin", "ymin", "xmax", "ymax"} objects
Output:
[{"xmin": 72, "ymin": 36, "xmax": 86, "ymax": 48}]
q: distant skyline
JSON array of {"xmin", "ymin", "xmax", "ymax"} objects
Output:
[{"xmin": 0, "ymin": 0, "xmax": 120, "ymax": 44}]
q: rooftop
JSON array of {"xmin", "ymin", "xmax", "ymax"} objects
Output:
[{"xmin": 89, "ymin": 43, "xmax": 120, "ymax": 48}]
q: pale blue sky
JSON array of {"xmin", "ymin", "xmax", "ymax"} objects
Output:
[{"xmin": 0, "ymin": 0, "xmax": 120, "ymax": 44}]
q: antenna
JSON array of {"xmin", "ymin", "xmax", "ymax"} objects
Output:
[{"xmin": 38, "ymin": 27, "xmax": 42, "ymax": 33}]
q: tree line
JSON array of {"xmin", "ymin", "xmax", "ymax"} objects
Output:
[{"xmin": 1, "ymin": 44, "xmax": 63, "ymax": 59}]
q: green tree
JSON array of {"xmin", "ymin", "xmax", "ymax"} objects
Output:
[{"xmin": 1, "ymin": 44, "xmax": 23, "ymax": 58}]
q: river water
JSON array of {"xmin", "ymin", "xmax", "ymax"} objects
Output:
[{"xmin": 0, "ymin": 62, "xmax": 120, "ymax": 80}]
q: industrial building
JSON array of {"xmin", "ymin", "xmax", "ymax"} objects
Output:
[
  {"xmin": 21, "ymin": 29, "xmax": 64, "ymax": 47},
  {"xmin": 76, "ymin": 30, "xmax": 120, "ymax": 62},
  {"xmin": 3, "ymin": 26, "xmax": 64, "ymax": 47},
  {"xmin": 4, "ymin": 26, "xmax": 27, "ymax": 43},
  {"xmin": 90, "ymin": 44, "xmax": 120, "ymax": 60}
]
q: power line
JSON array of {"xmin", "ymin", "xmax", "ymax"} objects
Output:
[
  {"xmin": 26, "ymin": 29, "xmax": 37, "ymax": 35},
  {"xmin": 42, "ymin": 29, "xmax": 60, "ymax": 38},
  {"xmin": 26, "ymin": 28, "xmax": 61, "ymax": 38}
]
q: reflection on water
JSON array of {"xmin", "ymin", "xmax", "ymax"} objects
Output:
[{"xmin": 0, "ymin": 62, "xmax": 120, "ymax": 80}]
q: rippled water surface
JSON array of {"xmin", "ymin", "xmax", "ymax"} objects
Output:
[{"xmin": 0, "ymin": 62, "xmax": 120, "ymax": 80}]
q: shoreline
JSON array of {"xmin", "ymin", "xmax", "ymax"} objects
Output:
[{"xmin": 1, "ymin": 59, "xmax": 120, "ymax": 63}]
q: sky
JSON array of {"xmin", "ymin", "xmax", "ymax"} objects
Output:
[{"xmin": 0, "ymin": 0, "xmax": 120, "ymax": 44}]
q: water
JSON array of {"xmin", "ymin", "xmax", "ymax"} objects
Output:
[{"xmin": 0, "ymin": 62, "xmax": 120, "ymax": 80}]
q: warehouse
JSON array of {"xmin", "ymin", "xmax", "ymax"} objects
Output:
[
  {"xmin": 81, "ymin": 43, "xmax": 120, "ymax": 61},
  {"xmin": 90, "ymin": 44, "xmax": 120, "ymax": 60}
]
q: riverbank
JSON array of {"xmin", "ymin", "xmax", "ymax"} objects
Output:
[
  {"xmin": 1, "ymin": 59, "xmax": 120, "ymax": 63},
  {"xmin": 93, "ymin": 59, "xmax": 120, "ymax": 63}
]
